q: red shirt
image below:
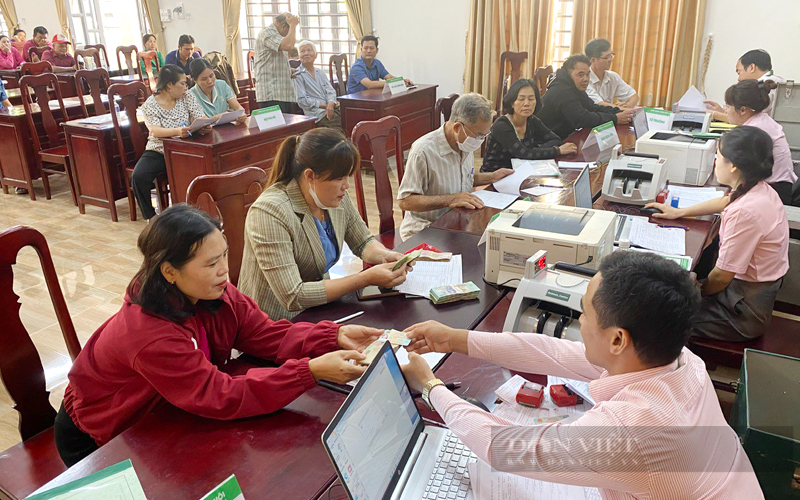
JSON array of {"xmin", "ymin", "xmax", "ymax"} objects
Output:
[
  {"xmin": 0, "ymin": 47, "xmax": 24, "ymax": 69},
  {"xmin": 41, "ymin": 48, "xmax": 75, "ymax": 68},
  {"xmin": 22, "ymin": 40, "xmax": 50, "ymax": 61},
  {"xmin": 63, "ymin": 285, "xmax": 340, "ymax": 446}
]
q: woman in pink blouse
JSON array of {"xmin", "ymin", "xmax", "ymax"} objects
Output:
[
  {"xmin": 0, "ymin": 34, "xmax": 24, "ymax": 69},
  {"xmin": 649, "ymin": 126, "xmax": 789, "ymax": 341}
]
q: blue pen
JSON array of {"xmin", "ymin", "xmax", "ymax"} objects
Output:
[
  {"xmin": 658, "ymin": 224, "xmax": 689, "ymax": 231},
  {"xmin": 181, "ymin": 122, "xmax": 192, "ymax": 137}
]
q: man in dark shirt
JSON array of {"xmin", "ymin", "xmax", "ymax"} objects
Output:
[
  {"xmin": 165, "ymin": 34, "xmax": 201, "ymax": 74},
  {"xmin": 538, "ymin": 54, "xmax": 633, "ymax": 139}
]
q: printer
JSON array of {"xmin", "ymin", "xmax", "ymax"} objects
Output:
[
  {"xmin": 484, "ymin": 201, "xmax": 616, "ymax": 287},
  {"xmin": 635, "ymin": 130, "xmax": 717, "ymax": 186},
  {"xmin": 503, "ymin": 251, "xmax": 589, "ymax": 342},
  {"xmin": 602, "ymin": 145, "xmax": 669, "ymax": 205},
  {"xmin": 671, "ymin": 110, "xmax": 711, "ymax": 133}
]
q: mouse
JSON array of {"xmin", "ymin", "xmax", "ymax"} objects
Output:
[
  {"xmin": 460, "ymin": 396, "xmax": 489, "ymax": 412},
  {"xmin": 640, "ymin": 206, "xmax": 662, "ymax": 215}
]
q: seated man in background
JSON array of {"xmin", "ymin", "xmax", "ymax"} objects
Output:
[
  {"xmin": 22, "ymin": 26, "xmax": 50, "ymax": 62},
  {"xmin": 538, "ymin": 54, "xmax": 632, "ymax": 139},
  {"xmin": 165, "ymin": 34, "xmax": 201, "ymax": 75},
  {"xmin": 42, "ymin": 34, "xmax": 75, "ymax": 72},
  {"xmin": 396, "ymin": 93, "xmax": 512, "ymax": 241},
  {"xmin": 346, "ymin": 35, "xmax": 411, "ymax": 94},
  {"xmin": 584, "ymin": 38, "xmax": 638, "ymax": 108},
  {"xmin": 293, "ymin": 40, "xmax": 340, "ymax": 128},
  {"xmin": 401, "ymin": 250, "xmax": 765, "ymax": 499},
  {"xmin": 706, "ymin": 49, "xmax": 785, "ymax": 121}
]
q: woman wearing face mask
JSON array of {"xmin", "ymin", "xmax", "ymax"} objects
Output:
[
  {"xmin": 238, "ymin": 128, "xmax": 411, "ymax": 320},
  {"xmin": 54, "ymin": 204, "xmax": 381, "ymax": 466},
  {"xmin": 722, "ymin": 79, "xmax": 796, "ymax": 204},
  {"xmin": 481, "ymin": 79, "xmax": 577, "ymax": 172},
  {"xmin": 646, "ymin": 126, "xmax": 788, "ymax": 341},
  {"xmin": 0, "ymin": 34, "xmax": 24, "ymax": 69},
  {"xmin": 188, "ymin": 58, "xmax": 247, "ymax": 124}
]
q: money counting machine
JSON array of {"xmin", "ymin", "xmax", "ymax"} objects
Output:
[
  {"xmin": 485, "ymin": 201, "xmax": 616, "ymax": 287},
  {"xmin": 503, "ymin": 251, "xmax": 592, "ymax": 342},
  {"xmin": 601, "ymin": 145, "xmax": 669, "ymax": 205}
]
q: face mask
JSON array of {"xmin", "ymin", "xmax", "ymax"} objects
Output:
[
  {"xmin": 457, "ymin": 126, "xmax": 485, "ymax": 153},
  {"xmin": 309, "ymin": 179, "xmax": 333, "ymax": 210}
]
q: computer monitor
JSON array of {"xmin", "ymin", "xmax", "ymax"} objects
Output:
[
  {"xmin": 632, "ymin": 108, "xmax": 649, "ymax": 138},
  {"xmin": 322, "ymin": 342, "xmax": 422, "ymax": 500},
  {"xmin": 574, "ymin": 165, "xmax": 593, "ymax": 209}
]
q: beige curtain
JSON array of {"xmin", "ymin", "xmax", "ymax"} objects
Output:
[
  {"xmin": 55, "ymin": 0, "xmax": 71, "ymax": 43},
  {"xmin": 222, "ymin": 0, "xmax": 243, "ymax": 73},
  {"xmin": 0, "ymin": 0, "xmax": 19, "ymax": 31},
  {"xmin": 464, "ymin": 0, "xmax": 553, "ymax": 106},
  {"xmin": 571, "ymin": 0, "xmax": 707, "ymax": 107},
  {"xmin": 343, "ymin": 0, "xmax": 372, "ymax": 57},
  {"xmin": 142, "ymin": 0, "xmax": 167, "ymax": 54}
]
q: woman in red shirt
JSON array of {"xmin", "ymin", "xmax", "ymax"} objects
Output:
[{"xmin": 54, "ymin": 204, "xmax": 381, "ymax": 466}]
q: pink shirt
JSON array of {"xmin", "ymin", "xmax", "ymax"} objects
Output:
[
  {"xmin": 745, "ymin": 112, "xmax": 797, "ymax": 184},
  {"xmin": 717, "ymin": 181, "xmax": 789, "ymax": 282},
  {"xmin": 42, "ymin": 49, "xmax": 75, "ymax": 68},
  {"xmin": 22, "ymin": 40, "xmax": 50, "ymax": 61},
  {"xmin": 430, "ymin": 331, "xmax": 764, "ymax": 500},
  {"xmin": 0, "ymin": 47, "xmax": 24, "ymax": 69}
]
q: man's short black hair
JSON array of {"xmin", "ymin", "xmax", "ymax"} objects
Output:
[
  {"xmin": 593, "ymin": 251, "xmax": 701, "ymax": 366},
  {"xmin": 33, "ymin": 26, "xmax": 47, "ymax": 36},
  {"xmin": 585, "ymin": 38, "xmax": 611, "ymax": 59},
  {"xmin": 360, "ymin": 35, "xmax": 379, "ymax": 47},
  {"xmin": 275, "ymin": 13, "xmax": 288, "ymax": 24},
  {"xmin": 178, "ymin": 34, "xmax": 195, "ymax": 47},
  {"xmin": 13, "ymin": 28, "xmax": 26, "ymax": 36},
  {"xmin": 562, "ymin": 54, "xmax": 591, "ymax": 72},
  {"xmin": 739, "ymin": 49, "xmax": 772, "ymax": 71}
]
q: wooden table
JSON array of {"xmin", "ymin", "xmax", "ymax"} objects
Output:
[
  {"xmin": 108, "ymin": 74, "xmax": 140, "ymax": 86},
  {"xmin": 1, "ymin": 69, "xmax": 78, "ymax": 97},
  {"xmin": 63, "ymin": 114, "xmax": 148, "ymax": 221},
  {"xmin": 338, "ymin": 84, "xmax": 438, "ymax": 164},
  {"xmin": 292, "ymin": 227, "xmax": 506, "ymax": 331},
  {"xmin": 162, "ymin": 114, "xmax": 317, "ymax": 204}
]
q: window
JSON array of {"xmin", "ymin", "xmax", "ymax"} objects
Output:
[
  {"xmin": 65, "ymin": 0, "xmax": 146, "ymax": 69},
  {"xmin": 67, "ymin": 0, "xmax": 105, "ymax": 48},
  {"xmin": 240, "ymin": 0, "xmax": 356, "ymax": 72},
  {"xmin": 550, "ymin": 0, "xmax": 574, "ymax": 68},
  {"xmin": 0, "ymin": 13, "xmax": 8, "ymax": 36}
]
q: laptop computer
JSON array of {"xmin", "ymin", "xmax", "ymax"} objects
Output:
[
  {"xmin": 322, "ymin": 341, "xmax": 477, "ymax": 500},
  {"xmin": 632, "ymin": 107, "xmax": 649, "ymax": 138},
  {"xmin": 573, "ymin": 164, "xmax": 593, "ymax": 209}
]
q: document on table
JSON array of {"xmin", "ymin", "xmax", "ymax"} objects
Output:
[
  {"xmin": 187, "ymin": 116, "xmax": 220, "ymax": 132},
  {"xmin": 394, "ymin": 255, "xmax": 462, "ymax": 298},
  {"xmin": 558, "ymin": 161, "xmax": 597, "ymax": 170},
  {"xmin": 472, "ymin": 190, "xmax": 518, "ymax": 209},
  {"xmin": 677, "ymin": 85, "xmax": 707, "ymax": 112},
  {"xmin": 667, "ymin": 185, "xmax": 724, "ymax": 209},
  {"xmin": 628, "ymin": 218, "xmax": 686, "ymax": 255},
  {"xmin": 510, "ymin": 159, "xmax": 560, "ymax": 176},
  {"xmin": 494, "ymin": 161, "xmax": 560, "ymax": 195},
  {"xmin": 469, "ymin": 460, "xmax": 602, "ymax": 500},
  {"xmin": 521, "ymin": 185, "xmax": 563, "ymax": 197},
  {"xmin": 215, "ymin": 109, "xmax": 245, "ymax": 125},
  {"xmin": 493, "ymin": 374, "xmax": 594, "ymax": 424},
  {"xmin": 26, "ymin": 460, "xmax": 147, "ymax": 500}
]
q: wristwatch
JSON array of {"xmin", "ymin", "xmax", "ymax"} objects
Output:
[{"xmin": 421, "ymin": 379, "xmax": 445, "ymax": 410}]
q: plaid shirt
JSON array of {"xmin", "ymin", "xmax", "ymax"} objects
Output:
[{"xmin": 254, "ymin": 24, "xmax": 296, "ymax": 103}]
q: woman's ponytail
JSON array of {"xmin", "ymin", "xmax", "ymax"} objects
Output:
[{"xmin": 267, "ymin": 135, "xmax": 301, "ymax": 187}]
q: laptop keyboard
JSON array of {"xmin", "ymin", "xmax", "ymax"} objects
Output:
[{"xmin": 422, "ymin": 432, "xmax": 478, "ymax": 499}]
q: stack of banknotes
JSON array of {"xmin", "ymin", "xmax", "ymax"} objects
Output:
[{"xmin": 429, "ymin": 281, "xmax": 480, "ymax": 305}]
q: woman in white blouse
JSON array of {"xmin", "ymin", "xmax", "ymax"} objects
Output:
[{"xmin": 132, "ymin": 64, "xmax": 210, "ymax": 220}]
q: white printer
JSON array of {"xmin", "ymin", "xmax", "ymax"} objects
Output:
[
  {"xmin": 484, "ymin": 201, "xmax": 616, "ymax": 287},
  {"xmin": 635, "ymin": 130, "xmax": 717, "ymax": 186},
  {"xmin": 602, "ymin": 145, "xmax": 669, "ymax": 205},
  {"xmin": 503, "ymin": 251, "xmax": 589, "ymax": 342},
  {"xmin": 671, "ymin": 110, "xmax": 712, "ymax": 133}
]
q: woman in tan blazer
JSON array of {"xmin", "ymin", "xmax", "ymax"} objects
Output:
[{"xmin": 238, "ymin": 128, "xmax": 410, "ymax": 320}]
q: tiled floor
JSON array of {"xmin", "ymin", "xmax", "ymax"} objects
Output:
[{"xmin": 0, "ymin": 166, "xmax": 404, "ymax": 450}]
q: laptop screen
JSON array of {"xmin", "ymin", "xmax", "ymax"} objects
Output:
[
  {"xmin": 573, "ymin": 165, "xmax": 593, "ymax": 209},
  {"xmin": 632, "ymin": 108, "xmax": 648, "ymax": 138},
  {"xmin": 322, "ymin": 342, "xmax": 422, "ymax": 500}
]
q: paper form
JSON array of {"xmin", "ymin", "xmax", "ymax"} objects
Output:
[
  {"xmin": 472, "ymin": 190, "xmax": 519, "ymax": 209},
  {"xmin": 557, "ymin": 161, "xmax": 597, "ymax": 170},
  {"xmin": 521, "ymin": 185, "xmax": 563, "ymax": 197},
  {"xmin": 666, "ymin": 185, "xmax": 724, "ymax": 209},
  {"xmin": 26, "ymin": 460, "xmax": 147, "ymax": 500},
  {"xmin": 215, "ymin": 109, "xmax": 245, "ymax": 125},
  {"xmin": 394, "ymin": 255, "xmax": 462, "ymax": 298},
  {"xmin": 494, "ymin": 161, "xmax": 559, "ymax": 195},
  {"xmin": 493, "ymin": 375, "xmax": 594, "ymax": 424},
  {"xmin": 628, "ymin": 218, "xmax": 686, "ymax": 255},
  {"xmin": 468, "ymin": 460, "xmax": 602, "ymax": 500},
  {"xmin": 187, "ymin": 115, "xmax": 219, "ymax": 132},
  {"xmin": 677, "ymin": 85, "xmax": 707, "ymax": 112}
]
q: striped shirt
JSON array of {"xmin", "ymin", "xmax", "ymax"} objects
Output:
[
  {"xmin": 238, "ymin": 179, "xmax": 375, "ymax": 320},
  {"xmin": 293, "ymin": 65, "xmax": 338, "ymax": 121},
  {"xmin": 430, "ymin": 331, "xmax": 764, "ymax": 499},
  {"xmin": 397, "ymin": 126, "xmax": 474, "ymax": 241},
  {"xmin": 254, "ymin": 24, "xmax": 296, "ymax": 103},
  {"xmin": 140, "ymin": 93, "xmax": 206, "ymax": 154}
]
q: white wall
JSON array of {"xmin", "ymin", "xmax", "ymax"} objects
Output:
[
  {"xmin": 371, "ymin": 0, "xmax": 470, "ymax": 98},
  {"xmin": 15, "ymin": 4, "xmax": 62, "ymax": 42},
  {"xmin": 158, "ymin": 0, "xmax": 225, "ymax": 56},
  {"xmin": 700, "ymin": 0, "xmax": 800, "ymax": 103}
]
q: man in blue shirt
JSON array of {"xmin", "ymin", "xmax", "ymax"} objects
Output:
[
  {"xmin": 165, "ymin": 34, "xmax": 201, "ymax": 76},
  {"xmin": 346, "ymin": 35, "xmax": 412, "ymax": 94}
]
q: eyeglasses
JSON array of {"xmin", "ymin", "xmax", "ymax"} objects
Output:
[
  {"xmin": 600, "ymin": 52, "xmax": 615, "ymax": 61},
  {"xmin": 459, "ymin": 121, "xmax": 489, "ymax": 141}
]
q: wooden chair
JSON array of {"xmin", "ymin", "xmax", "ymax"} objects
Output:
[
  {"xmin": 27, "ymin": 45, "xmax": 47, "ymax": 63},
  {"xmin": 108, "ymin": 81, "xmax": 169, "ymax": 221},
  {"xmin": 116, "ymin": 45, "xmax": 139, "ymax": 75},
  {"xmin": 434, "ymin": 93, "xmax": 459, "ymax": 128},
  {"xmin": 495, "ymin": 51, "xmax": 528, "ymax": 113},
  {"xmin": 186, "ymin": 167, "xmax": 269, "ymax": 286},
  {"xmin": 19, "ymin": 73, "xmax": 80, "ymax": 205},
  {"xmin": 20, "ymin": 60, "xmax": 53, "ymax": 77},
  {"xmin": 246, "ymin": 50, "xmax": 255, "ymax": 87},
  {"xmin": 83, "ymin": 43, "xmax": 110, "ymax": 68},
  {"xmin": 328, "ymin": 53, "xmax": 349, "ymax": 96},
  {"xmin": 137, "ymin": 51, "xmax": 161, "ymax": 94},
  {"xmin": 351, "ymin": 115, "xmax": 405, "ymax": 243},
  {"xmin": 0, "ymin": 226, "xmax": 81, "ymax": 500},
  {"xmin": 74, "ymin": 47, "xmax": 102, "ymax": 70},
  {"xmin": 75, "ymin": 68, "xmax": 111, "ymax": 117},
  {"xmin": 534, "ymin": 65, "xmax": 553, "ymax": 96}
]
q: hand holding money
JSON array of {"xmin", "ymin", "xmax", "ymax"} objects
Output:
[{"xmin": 358, "ymin": 329, "xmax": 413, "ymax": 366}]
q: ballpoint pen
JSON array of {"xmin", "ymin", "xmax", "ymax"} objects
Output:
[
  {"xmin": 657, "ymin": 224, "xmax": 689, "ymax": 230},
  {"xmin": 180, "ymin": 122, "xmax": 192, "ymax": 137}
]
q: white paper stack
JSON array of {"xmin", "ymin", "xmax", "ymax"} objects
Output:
[{"xmin": 394, "ymin": 255, "xmax": 463, "ymax": 298}]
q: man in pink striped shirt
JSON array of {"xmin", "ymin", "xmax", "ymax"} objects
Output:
[{"xmin": 402, "ymin": 251, "xmax": 764, "ymax": 499}]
